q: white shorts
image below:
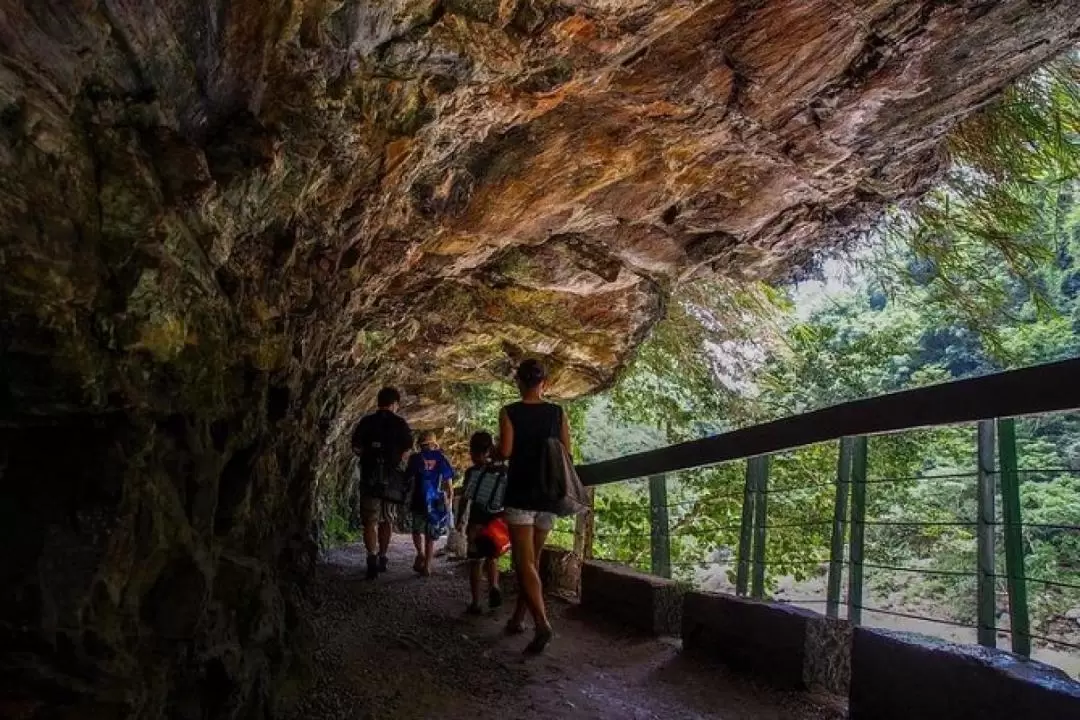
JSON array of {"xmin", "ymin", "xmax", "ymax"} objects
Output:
[{"xmin": 504, "ymin": 508, "xmax": 555, "ymax": 530}]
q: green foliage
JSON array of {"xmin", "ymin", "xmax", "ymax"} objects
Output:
[
  {"xmin": 608, "ymin": 278, "xmax": 789, "ymax": 442},
  {"xmin": 873, "ymin": 52, "xmax": 1080, "ymax": 355},
  {"xmin": 450, "ymin": 381, "xmax": 518, "ymax": 435},
  {"xmin": 323, "ymin": 510, "xmax": 359, "ymax": 549}
]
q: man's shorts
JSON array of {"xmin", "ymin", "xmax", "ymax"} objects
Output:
[
  {"xmin": 503, "ymin": 508, "xmax": 555, "ymax": 530},
  {"xmin": 410, "ymin": 513, "xmax": 447, "ymax": 540},
  {"xmin": 359, "ymin": 496, "xmax": 399, "ymax": 526}
]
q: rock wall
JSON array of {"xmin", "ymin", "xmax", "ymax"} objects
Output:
[{"xmin": 1, "ymin": 1, "xmax": 1079, "ymax": 718}]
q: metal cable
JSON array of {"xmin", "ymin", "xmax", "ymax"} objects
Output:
[
  {"xmin": 666, "ymin": 491, "xmax": 746, "ymax": 508},
  {"xmin": 762, "ymin": 520, "xmax": 834, "ymax": 529},
  {"xmin": 670, "ymin": 560, "xmax": 728, "ymax": 568},
  {"xmin": 860, "ymin": 561, "xmax": 977, "ymax": 578},
  {"xmin": 864, "ymin": 472, "xmax": 978, "ymax": 483},
  {"xmin": 1018, "ymin": 631, "xmax": 1080, "ymax": 652},
  {"xmin": 854, "ymin": 604, "xmax": 978, "ymax": 630},
  {"xmin": 764, "ymin": 482, "xmax": 838, "ymax": 494},
  {"xmin": 860, "ymin": 520, "xmax": 978, "ymax": 527},
  {"xmin": 991, "ymin": 574, "xmax": 1080, "ymax": 591},
  {"xmin": 588, "ymin": 530, "xmax": 652, "ymax": 541},
  {"xmin": 991, "ymin": 522, "xmax": 1080, "ymax": 532}
]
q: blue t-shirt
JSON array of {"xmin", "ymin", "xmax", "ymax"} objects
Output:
[{"xmin": 407, "ymin": 449, "xmax": 455, "ymax": 520}]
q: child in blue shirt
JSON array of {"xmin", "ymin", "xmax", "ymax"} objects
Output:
[{"xmin": 407, "ymin": 431, "xmax": 455, "ymax": 576}]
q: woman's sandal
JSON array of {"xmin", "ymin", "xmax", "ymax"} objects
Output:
[
  {"xmin": 524, "ymin": 626, "xmax": 553, "ymax": 654},
  {"xmin": 504, "ymin": 620, "xmax": 526, "ymax": 636}
]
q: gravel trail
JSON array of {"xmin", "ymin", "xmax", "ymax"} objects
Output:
[{"xmin": 285, "ymin": 537, "xmax": 846, "ymax": 719}]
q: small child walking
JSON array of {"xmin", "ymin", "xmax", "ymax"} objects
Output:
[
  {"xmin": 407, "ymin": 431, "xmax": 455, "ymax": 576},
  {"xmin": 458, "ymin": 431, "xmax": 509, "ymax": 614}
]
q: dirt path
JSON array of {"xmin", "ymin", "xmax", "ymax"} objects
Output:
[{"xmin": 285, "ymin": 537, "xmax": 845, "ymax": 720}]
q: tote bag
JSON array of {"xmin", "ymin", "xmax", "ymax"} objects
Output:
[{"xmin": 540, "ymin": 412, "xmax": 589, "ymax": 517}]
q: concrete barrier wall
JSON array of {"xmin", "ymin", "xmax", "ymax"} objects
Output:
[
  {"xmin": 803, "ymin": 613, "xmax": 852, "ymax": 695},
  {"xmin": 850, "ymin": 628, "xmax": 1080, "ymax": 720},
  {"xmin": 579, "ymin": 560, "xmax": 684, "ymax": 635},
  {"xmin": 676, "ymin": 591, "xmax": 1079, "ymax": 711},
  {"xmin": 681, "ymin": 591, "xmax": 821, "ymax": 689},
  {"xmin": 539, "ymin": 547, "xmax": 581, "ymax": 596}
]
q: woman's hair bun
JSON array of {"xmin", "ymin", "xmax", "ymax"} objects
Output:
[{"xmin": 514, "ymin": 358, "xmax": 546, "ymax": 388}]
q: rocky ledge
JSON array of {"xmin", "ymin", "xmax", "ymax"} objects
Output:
[{"xmin": 1, "ymin": 1, "xmax": 1078, "ymax": 718}]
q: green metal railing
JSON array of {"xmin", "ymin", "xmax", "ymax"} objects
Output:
[{"xmin": 554, "ymin": 358, "xmax": 1080, "ymax": 662}]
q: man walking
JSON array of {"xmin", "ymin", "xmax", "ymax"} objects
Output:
[{"xmin": 351, "ymin": 387, "xmax": 414, "ymax": 580}]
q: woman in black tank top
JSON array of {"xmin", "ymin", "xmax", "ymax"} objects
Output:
[{"xmin": 497, "ymin": 359, "xmax": 571, "ymax": 653}]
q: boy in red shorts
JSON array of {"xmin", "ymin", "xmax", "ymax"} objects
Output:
[{"xmin": 457, "ymin": 431, "xmax": 509, "ymax": 614}]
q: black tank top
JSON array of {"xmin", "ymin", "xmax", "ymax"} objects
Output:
[{"xmin": 503, "ymin": 401, "xmax": 563, "ymax": 510}]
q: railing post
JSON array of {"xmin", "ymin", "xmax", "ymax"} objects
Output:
[
  {"xmin": 750, "ymin": 455, "xmax": 770, "ymax": 599},
  {"xmin": 997, "ymin": 418, "xmax": 1031, "ymax": 657},
  {"xmin": 735, "ymin": 459, "xmax": 756, "ymax": 597},
  {"xmin": 649, "ymin": 474, "xmax": 671, "ymax": 579},
  {"xmin": 846, "ymin": 436, "xmax": 868, "ymax": 626},
  {"xmin": 573, "ymin": 487, "xmax": 596, "ymax": 559},
  {"xmin": 976, "ymin": 420, "xmax": 998, "ymax": 648},
  {"xmin": 827, "ymin": 437, "xmax": 854, "ymax": 619}
]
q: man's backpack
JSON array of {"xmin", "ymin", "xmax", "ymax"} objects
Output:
[
  {"xmin": 354, "ymin": 457, "xmax": 410, "ymax": 505},
  {"xmin": 354, "ymin": 412, "xmax": 410, "ymax": 504}
]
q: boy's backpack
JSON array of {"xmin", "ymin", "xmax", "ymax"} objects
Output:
[{"xmin": 466, "ymin": 463, "xmax": 507, "ymax": 515}]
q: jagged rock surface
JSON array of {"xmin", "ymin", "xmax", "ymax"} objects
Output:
[{"xmin": 1, "ymin": 1, "xmax": 1078, "ymax": 718}]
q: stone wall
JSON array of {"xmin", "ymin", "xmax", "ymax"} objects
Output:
[
  {"xmin": 803, "ymin": 614, "xmax": 853, "ymax": 696},
  {"xmin": 682, "ymin": 591, "xmax": 817, "ymax": 689},
  {"xmin": 676, "ymin": 595, "xmax": 1079, "ymax": 713},
  {"xmin": 580, "ymin": 560, "xmax": 684, "ymax": 636},
  {"xmin": 680, "ymin": 591, "xmax": 850, "ymax": 695},
  {"xmin": 850, "ymin": 628, "xmax": 1080, "ymax": 720},
  {"xmin": 539, "ymin": 547, "xmax": 583, "ymax": 597}
]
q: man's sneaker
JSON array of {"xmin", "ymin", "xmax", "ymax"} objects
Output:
[
  {"xmin": 378, "ymin": 555, "xmax": 389, "ymax": 573},
  {"xmin": 488, "ymin": 587, "xmax": 503, "ymax": 609},
  {"xmin": 366, "ymin": 555, "xmax": 378, "ymax": 580}
]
